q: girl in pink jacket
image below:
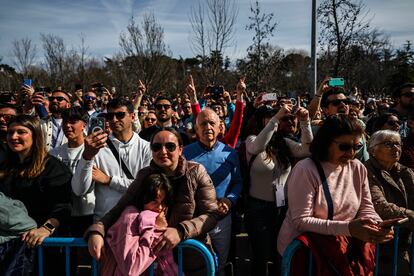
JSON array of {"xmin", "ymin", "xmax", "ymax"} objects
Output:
[{"xmin": 100, "ymin": 173, "xmax": 178, "ymax": 276}]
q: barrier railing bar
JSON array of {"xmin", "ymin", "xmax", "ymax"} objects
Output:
[
  {"xmin": 374, "ymin": 242, "xmax": 380, "ymax": 276},
  {"xmin": 38, "ymin": 237, "xmax": 215, "ymax": 276},
  {"xmin": 392, "ymin": 226, "xmax": 400, "ymax": 276}
]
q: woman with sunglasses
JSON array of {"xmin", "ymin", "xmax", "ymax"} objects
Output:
[
  {"xmin": 0, "ymin": 115, "xmax": 72, "ymax": 274},
  {"xmin": 86, "ymin": 127, "xmax": 219, "ymax": 275},
  {"xmin": 371, "ymin": 113, "xmax": 401, "ymax": 134},
  {"xmin": 244, "ymin": 103, "xmax": 313, "ymax": 275},
  {"xmin": 366, "ymin": 130, "xmax": 414, "ymax": 275},
  {"xmin": 277, "ymin": 114, "xmax": 393, "ymax": 275},
  {"xmin": 139, "ymin": 110, "xmax": 158, "ymax": 141}
]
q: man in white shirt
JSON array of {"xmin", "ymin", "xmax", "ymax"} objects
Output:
[
  {"xmin": 49, "ymin": 106, "xmax": 94, "ymax": 235},
  {"xmin": 41, "ymin": 89, "xmax": 72, "ymax": 151},
  {"xmin": 72, "ymin": 98, "xmax": 152, "ymax": 220}
]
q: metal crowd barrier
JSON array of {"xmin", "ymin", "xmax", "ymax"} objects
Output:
[
  {"xmin": 281, "ymin": 226, "xmax": 411, "ymax": 276},
  {"xmin": 38, "ymin": 237, "xmax": 216, "ymax": 276}
]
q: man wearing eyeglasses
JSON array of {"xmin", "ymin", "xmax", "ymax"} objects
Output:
[
  {"xmin": 83, "ymin": 91, "xmax": 99, "ymax": 118},
  {"xmin": 40, "ymin": 89, "xmax": 72, "ymax": 151},
  {"xmin": 72, "ymin": 98, "xmax": 152, "ymax": 220},
  {"xmin": 389, "ymin": 83, "xmax": 414, "ymax": 138},
  {"xmin": 183, "ymin": 108, "xmax": 242, "ymax": 276},
  {"xmin": 309, "ymin": 78, "xmax": 369, "ymax": 162}
]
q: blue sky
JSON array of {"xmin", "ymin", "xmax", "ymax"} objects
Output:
[{"xmin": 0, "ymin": 0, "xmax": 412, "ymax": 68}]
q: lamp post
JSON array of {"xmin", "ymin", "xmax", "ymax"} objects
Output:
[{"xmin": 310, "ymin": 0, "xmax": 317, "ymax": 97}]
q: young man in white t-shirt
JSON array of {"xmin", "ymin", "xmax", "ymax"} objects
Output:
[{"xmin": 49, "ymin": 106, "xmax": 94, "ymax": 236}]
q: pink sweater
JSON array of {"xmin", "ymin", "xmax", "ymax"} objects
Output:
[
  {"xmin": 277, "ymin": 158, "xmax": 381, "ymax": 255},
  {"xmin": 100, "ymin": 206, "xmax": 178, "ymax": 276}
]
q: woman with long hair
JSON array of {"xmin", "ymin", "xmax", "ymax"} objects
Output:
[{"xmin": 244, "ymin": 103, "xmax": 313, "ymax": 275}]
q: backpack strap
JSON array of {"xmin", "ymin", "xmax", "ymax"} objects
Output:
[
  {"xmin": 310, "ymin": 157, "xmax": 334, "ymax": 220},
  {"xmin": 107, "ymin": 139, "xmax": 134, "ymax": 180}
]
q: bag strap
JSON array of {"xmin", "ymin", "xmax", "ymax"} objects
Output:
[
  {"xmin": 106, "ymin": 139, "xmax": 134, "ymax": 180},
  {"xmin": 311, "ymin": 157, "xmax": 334, "ymax": 220}
]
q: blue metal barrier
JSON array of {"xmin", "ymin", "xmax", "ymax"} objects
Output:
[
  {"xmin": 281, "ymin": 226, "xmax": 411, "ymax": 276},
  {"xmin": 38, "ymin": 237, "xmax": 215, "ymax": 276}
]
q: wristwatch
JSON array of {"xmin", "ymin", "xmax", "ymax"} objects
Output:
[{"xmin": 42, "ymin": 222, "xmax": 56, "ymax": 234}]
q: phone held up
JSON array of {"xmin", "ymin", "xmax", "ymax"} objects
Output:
[
  {"xmin": 328, "ymin": 78, "xmax": 345, "ymax": 87},
  {"xmin": 23, "ymin": 79, "xmax": 32, "ymax": 87},
  {"xmin": 88, "ymin": 117, "xmax": 106, "ymax": 134},
  {"xmin": 262, "ymin": 93, "xmax": 278, "ymax": 102}
]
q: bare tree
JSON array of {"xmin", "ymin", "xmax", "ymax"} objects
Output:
[
  {"xmin": 318, "ymin": 0, "xmax": 371, "ymax": 75},
  {"xmin": 41, "ymin": 33, "xmax": 66, "ymax": 87},
  {"xmin": 245, "ymin": 0, "xmax": 278, "ymax": 91},
  {"xmin": 12, "ymin": 37, "xmax": 37, "ymax": 76},
  {"xmin": 189, "ymin": 0, "xmax": 238, "ymax": 83},
  {"xmin": 119, "ymin": 13, "xmax": 173, "ymax": 95}
]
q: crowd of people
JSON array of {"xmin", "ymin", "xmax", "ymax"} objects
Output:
[{"xmin": 0, "ymin": 77, "xmax": 414, "ymax": 275}]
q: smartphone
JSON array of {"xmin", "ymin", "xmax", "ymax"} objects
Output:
[
  {"xmin": 262, "ymin": 93, "xmax": 278, "ymax": 102},
  {"xmin": 209, "ymin": 86, "xmax": 224, "ymax": 98},
  {"xmin": 379, "ymin": 217, "xmax": 409, "ymax": 228},
  {"xmin": 328, "ymin": 78, "xmax": 345, "ymax": 87},
  {"xmin": 23, "ymin": 79, "xmax": 32, "ymax": 86},
  {"xmin": 88, "ymin": 117, "xmax": 106, "ymax": 134}
]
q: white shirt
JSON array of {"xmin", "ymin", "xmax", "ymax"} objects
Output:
[{"xmin": 71, "ymin": 132, "xmax": 152, "ymax": 220}]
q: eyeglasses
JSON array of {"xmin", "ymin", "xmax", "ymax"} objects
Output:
[
  {"xmin": 105, "ymin": 112, "xmax": 127, "ymax": 120},
  {"xmin": 183, "ymin": 105, "xmax": 191, "ymax": 109},
  {"xmin": 84, "ymin": 95, "xmax": 96, "ymax": 101},
  {"xmin": 332, "ymin": 140, "xmax": 363, "ymax": 152},
  {"xmin": 0, "ymin": 114, "xmax": 15, "ymax": 122},
  {"xmin": 327, "ymin": 98, "xmax": 350, "ymax": 107},
  {"xmin": 386, "ymin": 120, "xmax": 401, "ymax": 126},
  {"xmin": 155, "ymin": 104, "xmax": 172, "ymax": 110},
  {"xmin": 401, "ymin": 92, "xmax": 414, "ymax": 98},
  {"xmin": 145, "ymin": 117, "xmax": 156, "ymax": 122},
  {"xmin": 49, "ymin": 96, "xmax": 68, "ymax": 102},
  {"xmin": 138, "ymin": 111, "xmax": 148, "ymax": 116},
  {"xmin": 151, "ymin": 142, "xmax": 177, "ymax": 152},
  {"xmin": 380, "ymin": 141, "xmax": 401, "ymax": 148}
]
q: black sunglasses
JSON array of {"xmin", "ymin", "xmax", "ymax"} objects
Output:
[
  {"xmin": 280, "ymin": 115, "xmax": 296, "ymax": 122},
  {"xmin": 0, "ymin": 114, "xmax": 15, "ymax": 121},
  {"xmin": 105, "ymin": 112, "xmax": 127, "ymax": 120},
  {"xmin": 84, "ymin": 95, "xmax": 96, "ymax": 101},
  {"xmin": 151, "ymin": 142, "xmax": 177, "ymax": 152},
  {"xmin": 156, "ymin": 104, "xmax": 172, "ymax": 110},
  {"xmin": 401, "ymin": 92, "xmax": 414, "ymax": 98},
  {"xmin": 327, "ymin": 98, "xmax": 350, "ymax": 107},
  {"xmin": 49, "ymin": 96, "xmax": 68, "ymax": 102},
  {"xmin": 145, "ymin": 117, "xmax": 156, "ymax": 122},
  {"xmin": 386, "ymin": 120, "xmax": 401, "ymax": 126},
  {"xmin": 332, "ymin": 140, "xmax": 363, "ymax": 152}
]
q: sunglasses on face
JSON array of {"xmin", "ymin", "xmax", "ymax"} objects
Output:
[
  {"xmin": 145, "ymin": 117, "xmax": 156, "ymax": 122},
  {"xmin": 105, "ymin": 112, "xmax": 127, "ymax": 120},
  {"xmin": 49, "ymin": 96, "xmax": 68, "ymax": 102},
  {"xmin": 332, "ymin": 140, "xmax": 363, "ymax": 152},
  {"xmin": 84, "ymin": 95, "xmax": 96, "ymax": 101},
  {"xmin": 155, "ymin": 104, "xmax": 172, "ymax": 110},
  {"xmin": 327, "ymin": 98, "xmax": 350, "ymax": 107},
  {"xmin": 151, "ymin": 142, "xmax": 177, "ymax": 153},
  {"xmin": 386, "ymin": 120, "xmax": 401, "ymax": 126},
  {"xmin": 280, "ymin": 115, "xmax": 296, "ymax": 122},
  {"xmin": 401, "ymin": 92, "xmax": 414, "ymax": 98},
  {"xmin": 0, "ymin": 114, "xmax": 15, "ymax": 122},
  {"xmin": 381, "ymin": 141, "xmax": 401, "ymax": 148}
]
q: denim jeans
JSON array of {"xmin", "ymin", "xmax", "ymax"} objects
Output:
[{"xmin": 245, "ymin": 196, "xmax": 287, "ymax": 276}]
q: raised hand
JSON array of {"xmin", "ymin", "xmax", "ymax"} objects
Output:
[
  {"xmin": 137, "ymin": 80, "xmax": 146, "ymax": 97},
  {"xmin": 275, "ymin": 104, "xmax": 292, "ymax": 121},
  {"xmin": 186, "ymin": 75, "xmax": 197, "ymax": 101},
  {"xmin": 296, "ymin": 107, "xmax": 310, "ymax": 121},
  {"xmin": 83, "ymin": 130, "xmax": 108, "ymax": 160}
]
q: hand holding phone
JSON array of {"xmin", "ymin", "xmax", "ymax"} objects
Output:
[
  {"xmin": 88, "ymin": 117, "xmax": 106, "ymax": 134},
  {"xmin": 379, "ymin": 217, "xmax": 409, "ymax": 228}
]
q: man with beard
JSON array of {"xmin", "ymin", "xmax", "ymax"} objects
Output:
[
  {"xmin": 41, "ymin": 89, "xmax": 72, "ymax": 151},
  {"xmin": 308, "ymin": 78, "xmax": 369, "ymax": 161},
  {"xmin": 139, "ymin": 96, "xmax": 191, "ymax": 144},
  {"xmin": 389, "ymin": 83, "xmax": 414, "ymax": 138},
  {"xmin": 83, "ymin": 91, "xmax": 99, "ymax": 118},
  {"xmin": 72, "ymin": 98, "xmax": 152, "ymax": 220}
]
